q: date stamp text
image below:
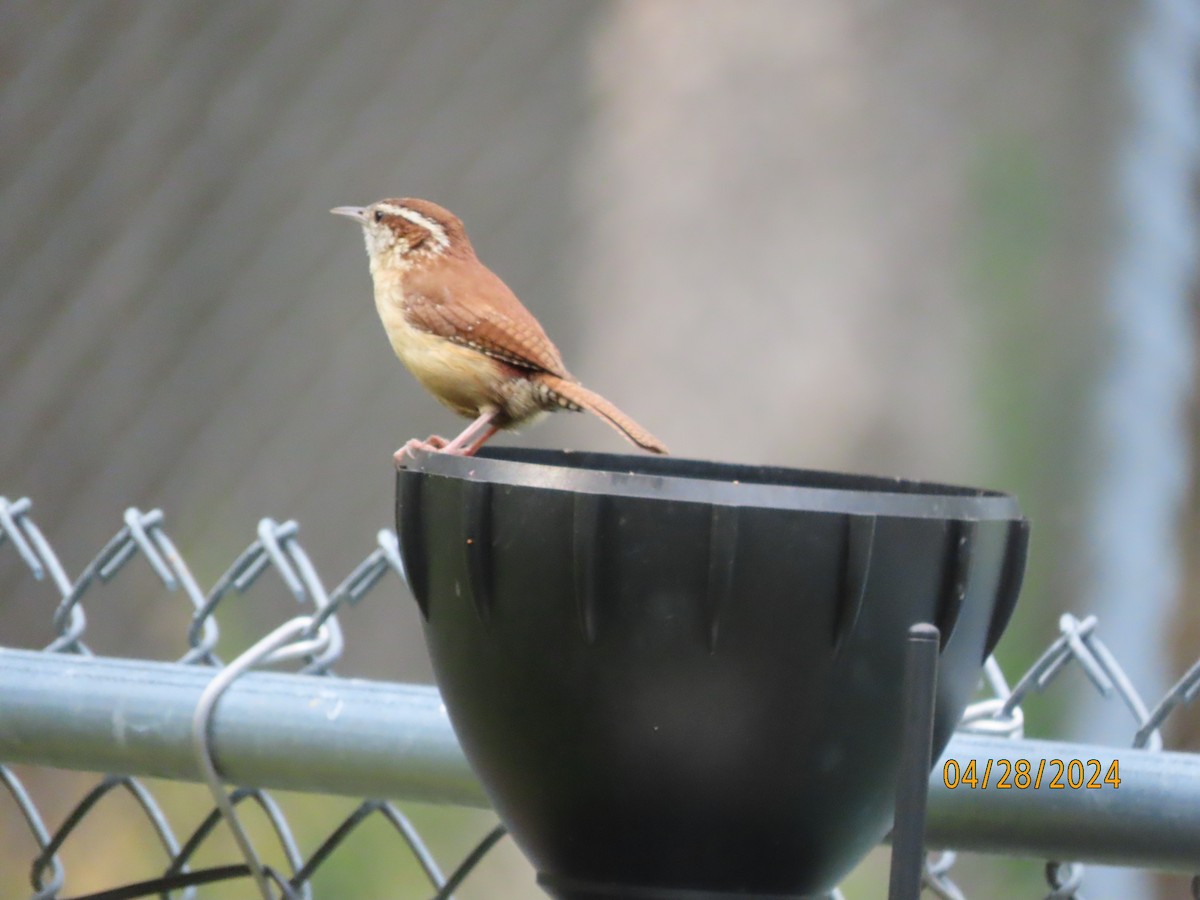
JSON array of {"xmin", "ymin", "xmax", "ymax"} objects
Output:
[{"xmin": 942, "ymin": 758, "xmax": 1120, "ymax": 790}]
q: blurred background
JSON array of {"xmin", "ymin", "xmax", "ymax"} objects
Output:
[{"xmin": 1, "ymin": 1, "xmax": 1197, "ymax": 897}]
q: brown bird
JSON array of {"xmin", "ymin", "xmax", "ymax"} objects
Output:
[{"xmin": 332, "ymin": 198, "xmax": 668, "ymax": 462}]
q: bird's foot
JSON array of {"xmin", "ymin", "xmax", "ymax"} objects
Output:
[{"xmin": 394, "ymin": 435, "xmax": 449, "ymax": 467}]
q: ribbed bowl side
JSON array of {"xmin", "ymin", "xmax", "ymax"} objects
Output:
[{"xmin": 397, "ymin": 450, "xmax": 1027, "ymax": 897}]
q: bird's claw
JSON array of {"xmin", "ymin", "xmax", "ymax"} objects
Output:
[{"xmin": 394, "ymin": 435, "xmax": 449, "ymax": 467}]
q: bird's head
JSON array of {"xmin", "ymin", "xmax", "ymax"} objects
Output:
[{"xmin": 331, "ymin": 198, "xmax": 470, "ymax": 273}]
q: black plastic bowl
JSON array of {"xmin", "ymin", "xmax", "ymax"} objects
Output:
[{"xmin": 396, "ymin": 448, "xmax": 1028, "ymax": 898}]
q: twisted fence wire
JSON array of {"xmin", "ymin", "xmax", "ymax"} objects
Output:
[
  {"xmin": 943, "ymin": 609, "xmax": 1200, "ymax": 900},
  {"xmin": 0, "ymin": 496, "xmax": 504, "ymax": 900},
  {"xmin": 2, "ymin": 494, "xmax": 1199, "ymax": 899}
]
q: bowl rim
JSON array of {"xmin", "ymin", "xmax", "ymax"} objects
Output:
[{"xmin": 400, "ymin": 447, "xmax": 1024, "ymax": 521}]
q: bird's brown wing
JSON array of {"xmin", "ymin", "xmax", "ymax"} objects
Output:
[{"xmin": 402, "ymin": 261, "xmax": 570, "ymax": 377}]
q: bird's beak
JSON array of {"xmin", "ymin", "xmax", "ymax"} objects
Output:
[{"xmin": 330, "ymin": 206, "xmax": 368, "ymax": 223}]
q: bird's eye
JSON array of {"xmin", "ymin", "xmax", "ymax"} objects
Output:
[{"xmin": 373, "ymin": 210, "xmax": 385, "ymax": 224}]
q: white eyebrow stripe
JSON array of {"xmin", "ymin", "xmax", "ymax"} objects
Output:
[{"xmin": 376, "ymin": 203, "xmax": 449, "ymax": 250}]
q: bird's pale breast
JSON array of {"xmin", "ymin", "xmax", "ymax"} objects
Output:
[{"xmin": 373, "ymin": 281, "xmax": 497, "ymax": 415}]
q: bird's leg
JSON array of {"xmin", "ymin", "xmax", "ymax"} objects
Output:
[
  {"xmin": 395, "ymin": 411, "xmax": 501, "ymax": 466},
  {"xmin": 461, "ymin": 423, "xmax": 500, "ymax": 456},
  {"xmin": 438, "ymin": 410, "xmax": 501, "ymax": 456}
]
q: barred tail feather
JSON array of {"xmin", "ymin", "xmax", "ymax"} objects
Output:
[{"xmin": 536, "ymin": 374, "xmax": 668, "ymax": 455}]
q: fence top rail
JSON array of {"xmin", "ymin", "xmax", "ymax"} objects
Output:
[{"xmin": 1, "ymin": 648, "xmax": 1198, "ymax": 874}]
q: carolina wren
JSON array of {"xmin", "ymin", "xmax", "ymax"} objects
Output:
[{"xmin": 332, "ymin": 198, "xmax": 668, "ymax": 462}]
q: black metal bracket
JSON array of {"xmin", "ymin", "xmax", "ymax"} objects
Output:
[{"xmin": 887, "ymin": 623, "xmax": 941, "ymax": 900}]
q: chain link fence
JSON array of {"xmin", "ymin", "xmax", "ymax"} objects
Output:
[{"xmin": 2, "ymin": 494, "xmax": 1199, "ymax": 899}]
